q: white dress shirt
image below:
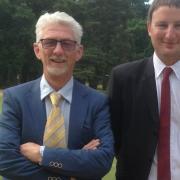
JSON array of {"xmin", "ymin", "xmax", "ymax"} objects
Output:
[{"xmin": 148, "ymin": 52, "xmax": 180, "ymax": 180}]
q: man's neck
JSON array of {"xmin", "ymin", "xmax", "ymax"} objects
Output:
[{"xmin": 44, "ymin": 74, "xmax": 71, "ymax": 91}]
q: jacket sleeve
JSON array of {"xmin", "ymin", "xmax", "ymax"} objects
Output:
[
  {"xmin": 0, "ymin": 89, "xmax": 114, "ymax": 179},
  {"xmin": 41, "ymin": 95, "xmax": 114, "ymax": 179},
  {"xmin": 0, "ymin": 90, "xmax": 64, "ymax": 180}
]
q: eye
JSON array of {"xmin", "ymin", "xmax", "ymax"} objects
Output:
[
  {"xmin": 39, "ymin": 39, "xmax": 57, "ymax": 49},
  {"xmin": 61, "ymin": 40, "xmax": 77, "ymax": 51},
  {"xmin": 43, "ymin": 39, "xmax": 56, "ymax": 47},
  {"xmin": 156, "ymin": 23, "xmax": 167, "ymax": 29},
  {"xmin": 175, "ymin": 23, "xmax": 180, "ymax": 29}
]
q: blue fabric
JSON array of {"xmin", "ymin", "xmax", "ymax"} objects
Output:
[{"xmin": 0, "ymin": 78, "xmax": 114, "ymax": 180}]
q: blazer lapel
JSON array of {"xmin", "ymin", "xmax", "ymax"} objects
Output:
[
  {"xmin": 26, "ymin": 79, "xmax": 47, "ymax": 144},
  {"xmin": 142, "ymin": 57, "xmax": 159, "ymax": 124},
  {"xmin": 68, "ymin": 80, "xmax": 88, "ymax": 149}
]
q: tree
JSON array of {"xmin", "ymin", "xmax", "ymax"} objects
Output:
[
  {"xmin": 0, "ymin": 0, "xmax": 152, "ymax": 88},
  {"xmin": 73, "ymin": 0, "xmax": 150, "ymax": 89}
]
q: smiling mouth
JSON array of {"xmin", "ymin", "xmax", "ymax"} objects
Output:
[
  {"xmin": 50, "ymin": 58, "xmax": 65, "ymax": 63},
  {"xmin": 163, "ymin": 42, "xmax": 176, "ymax": 48},
  {"xmin": 164, "ymin": 41, "xmax": 176, "ymax": 45}
]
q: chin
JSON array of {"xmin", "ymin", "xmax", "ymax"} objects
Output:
[{"xmin": 47, "ymin": 67, "xmax": 67, "ymax": 77}]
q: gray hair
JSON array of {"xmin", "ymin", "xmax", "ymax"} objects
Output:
[
  {"xmin": 35, "ymin": 11, "xmax": 83, "ymax": 43},
  {"xmin": 147, "ymin": 0, "xmax": 180, "ymax": 22}
]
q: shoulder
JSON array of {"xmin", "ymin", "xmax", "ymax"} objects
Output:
[
  {"xmin": 113, "ymin": 57, "xmax": 151, "ymax": 74},
  {"xmin": 111, "ymin": 57, "xmax": 152, "ymax": 80},
  {"xmin": 74, "ymin": 80, "xmax": 107, "ymax": 101},
  {"xmin": 3, "ymin": 78, "xmax": 40, "ymax": 97}
]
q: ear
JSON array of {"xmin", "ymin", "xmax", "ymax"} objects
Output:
[
  {"xmin": 75, "ymin": 45, "xmax": 84, "ymax": 62},
  {"xmin": 33, "ymin": 43, "xmax": 41, "ymax": 60},
  {"xmin": 147, "ymin": 21, "xmax": 152, "ymax": 37}
]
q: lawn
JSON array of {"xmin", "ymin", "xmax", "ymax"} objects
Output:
[
  {"xmin": 103, "ymin": 159, "xmax": 116, "ymax": 180},
  {"xmin": 0, "ymin": 92, "xmax": 116, "ymax": 180}
]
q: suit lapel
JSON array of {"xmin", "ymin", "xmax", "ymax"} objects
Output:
[
  {"xmin": 26, "ymin": 79, "xmax": 47, "ymax": 144},
  {"xmin": 68, "ymin": 80, "xmax": 88, "ymax": 148},
  {"xmin": 142, "ymin": 57, "xmax": 159, "ymax": 123}
]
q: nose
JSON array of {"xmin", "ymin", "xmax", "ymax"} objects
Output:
[
  {"xmin": 53, "ymin": 42, "xmax": 64, "ymax": 55},
  {"xmin": 165, "ymin": 26, "xmax": 176, "ymax": 40}
]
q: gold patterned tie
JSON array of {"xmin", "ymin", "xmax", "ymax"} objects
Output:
[{"xmin": 43, "ymin": 92, "xmax": 66, "ymax": 148}]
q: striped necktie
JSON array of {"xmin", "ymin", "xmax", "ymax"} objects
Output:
[{"xmin": 43, "ymin": 92, "xmax": 66, "ymax": 148}]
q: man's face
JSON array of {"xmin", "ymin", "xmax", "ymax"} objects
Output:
[
  {"xmin": 147, "ymin": 6, "xmax": 180, "ymax": 65},
  {"xmin": 34, "ymin": 23, "xmax": 83, "ymax": 80}
]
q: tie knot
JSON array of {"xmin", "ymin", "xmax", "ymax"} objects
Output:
[
  {"xmin": 163, "ymin": 67, "xmax": 172, "ymax": 78},
  {"xmin": 50, "ymin": 92, "xmax": 60, "ymax": 106}
]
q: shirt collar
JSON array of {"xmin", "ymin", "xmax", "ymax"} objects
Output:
[
  {"xmin": 40, "ymin": 75, "xmax": 73, "ymax": 103},
  {"xmin": 153, "ymin": 52, "xmax": 166, "ymax": 79},
  {"xmin": 153, "ymin": 52, "xmax": 180, "ymax": 80},
  {"xmin": 172, "ymin": 61, "xmax": 180, "ymax": 80}
]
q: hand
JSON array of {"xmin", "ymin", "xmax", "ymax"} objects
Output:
[
  {"xmin": 83, "ymin": 139, "xmax": 100, "ymax": 150},
  {"xmin": 20, "ymin": 142, "xmax": 42, "ymax": 163}
]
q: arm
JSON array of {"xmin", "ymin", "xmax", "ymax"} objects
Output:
[
  {"xmin": 42, "ymin": 95, "xmax": 114, "ymax": 178},
  {"xmin": 0, "ymin": 90, "xmax": 63, "ymax": 179},
  {"xmin": 108, "ymin": 69, "xmax": 123, "ymax": 156},
  {"xmin": 22, "ymin": 95, "xmax": 114, "ymax": 179},
  {"xmin": 20, "ymin": 139, "xmax": 101, "ymax": 163}
]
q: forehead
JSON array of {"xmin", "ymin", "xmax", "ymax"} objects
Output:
[
  {"xmin": 42, "ymin": 23, "xmax": 75, "ymax": 39},
  {"xmin": 152, "ymin": 6, "xmax": 180, "ymax": 22}
]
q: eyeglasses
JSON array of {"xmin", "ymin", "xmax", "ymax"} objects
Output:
[{"xmin": 39, "ymin": 39, "xmax": 77, "ymax": 51}]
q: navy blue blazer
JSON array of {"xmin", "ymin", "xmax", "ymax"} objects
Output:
[{"xmin": 0, "ymin": 78, "xmax": 114, "ymax": 180}]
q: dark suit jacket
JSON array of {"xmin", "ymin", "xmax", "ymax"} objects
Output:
[
  {"xmin": 0, "ymin": 78, "xmax": 114, "ymax": 180},
  {"xmin": 108, "ymin": 57, "xmax": 159, "ymax": 180}
]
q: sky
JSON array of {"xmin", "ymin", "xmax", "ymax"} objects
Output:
[
  {"xmin": 145, "ymin": 0, "xmax": 153, "ymax": 5},
  {"xmin": 148, "ymin": 0, "xmax": 153, "ymax": 3}
]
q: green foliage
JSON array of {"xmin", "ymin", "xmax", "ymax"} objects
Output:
[
  {"xmin": 127, "ymin": 18, "xmax": 153, "ymax": 60},
  {"xmin": 0, "ymin": 0, "xmax": 39, "ymax": 87},
  {"xmin": 0, "ymin": 0, "xmax": 152, "ymax": 89}
]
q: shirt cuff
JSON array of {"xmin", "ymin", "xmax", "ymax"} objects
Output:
[
  {"xmin": 40, "ymin": 146, "xmax": 45, "ymax": 157},
  {"xmin": 39, "ymin": 146, "xmax": 45, "ymax": 165}
]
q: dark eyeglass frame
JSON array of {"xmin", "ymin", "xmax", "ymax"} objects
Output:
[{"xmin": 39, "ymin": 39, "xmax": 78, "ymax": 51}]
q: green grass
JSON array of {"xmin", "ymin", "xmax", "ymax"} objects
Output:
[
  {"xmin": 103, "ymin": 159, "xmax": 116, "ymax": 180},
  {"xmin": 0, "ymin": 92, "xmax": 116, "ymax": 179}
]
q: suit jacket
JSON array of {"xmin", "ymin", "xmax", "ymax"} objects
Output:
[
  {"xmin": 0, "ymin": 78, "xmax": 114, "ymax": 180},
  {"xmin": 108, "ymin": 57, "xmax": 159, "ymax": 180}
]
